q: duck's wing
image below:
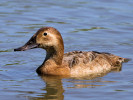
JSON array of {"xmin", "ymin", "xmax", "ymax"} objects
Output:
[{"xmin": 63, "ymin": 51, "xmax": 128, "ymax": 69}]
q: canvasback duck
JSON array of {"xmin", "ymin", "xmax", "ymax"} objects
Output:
[{"xmin": 14, "ymin": 27, "xmax": 128, "ymax": 77}]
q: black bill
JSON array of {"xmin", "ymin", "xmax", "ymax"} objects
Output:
[{"xmin": 14, "ymin": 35, "xmax": 39, "ymax": 51}]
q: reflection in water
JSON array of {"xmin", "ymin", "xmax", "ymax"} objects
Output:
[
  {"xmin": 29, "ymin": 76, "xmax": 65, "ymax": 100},
  {"xmin": 29, "ymin": 67, "xmax": 121, "ymax": 100},
  {"xmin": 41, "ymin": 76, "xmax": 64, "ymax": 100}
]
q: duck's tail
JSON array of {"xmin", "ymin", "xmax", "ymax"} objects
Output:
[
  {"xmin": 123, "ymin": 58, "xmax": 131, "ymax": 63},
  {"xmin": 113, "ymin": 57, "xmax": 130, "ymax": 68},
  {"xmin": 111, "ymin": 57, "xmax": 130, "ymax": 72}
]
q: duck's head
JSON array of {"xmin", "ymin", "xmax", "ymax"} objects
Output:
[{"xmin": 14, "ymin": 27, "xmax": 64, "ymax": 52}]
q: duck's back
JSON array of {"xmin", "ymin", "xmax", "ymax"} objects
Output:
[{"xmin": 63, "ymin": 51, "xmax": 126, "ymax": 76}]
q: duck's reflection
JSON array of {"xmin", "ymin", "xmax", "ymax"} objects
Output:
[
  {"xmin": 30, "ymin": 66, "xmax": 122, "ymax": 100},
  {"xmin": 41, "ymin": 75, "xmax": 65, "ymax": 100}
]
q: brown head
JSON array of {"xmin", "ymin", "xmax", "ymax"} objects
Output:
[{"xmin": 14, "ymin": 27, "xmax": 64, "ymax": 64}]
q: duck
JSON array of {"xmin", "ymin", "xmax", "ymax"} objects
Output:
[{"xmin": 14, "ymin": 27, "xmax": 128, "ymax": 77}]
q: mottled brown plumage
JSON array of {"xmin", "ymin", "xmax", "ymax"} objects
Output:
[{"xmin": 14, "ymin": 27, "xmax": 128, "ymax": 77}]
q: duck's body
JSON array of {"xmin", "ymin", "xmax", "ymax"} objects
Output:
[
  {"xmin": 14, "ymin": 27, "xmax": 128, "ymax": 77},
  {"xmin": 36, "ymin": 50, "xmax": 125, "ymax": 76}
]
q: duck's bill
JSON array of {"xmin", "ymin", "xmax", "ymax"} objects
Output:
[
  {"xmin": 14, "ymin": 43, "xmax": 39, "ymax": 51},
  {"xmin": 14, "ymin": 34, "xmax": 39, "ymax": 51},
  {"xmin": 14, "ymin": 37, "xmax": 39, "ymax": 51},
  {"xmin": 14, "ymin": 43, "xmax": 38, "ymax": 51}
]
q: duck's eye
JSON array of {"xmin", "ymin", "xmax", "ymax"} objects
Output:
[{"xmin": 43, "ymin": 33, "xmax": 47, "ymax": 36}]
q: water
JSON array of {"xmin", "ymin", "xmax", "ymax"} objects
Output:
[{"xmin": 0, "ymin": 0, "xmax": 133, "ymax": 100}]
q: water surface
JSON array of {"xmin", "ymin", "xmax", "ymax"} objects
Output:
[{"xmin": 0, "ymin": 0, "xmax": 133, "ymax": 100}]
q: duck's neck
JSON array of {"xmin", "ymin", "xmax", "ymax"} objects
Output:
[{"xmin": 44, "ymin": 45, "xmax": 64, "ymax": 65}]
